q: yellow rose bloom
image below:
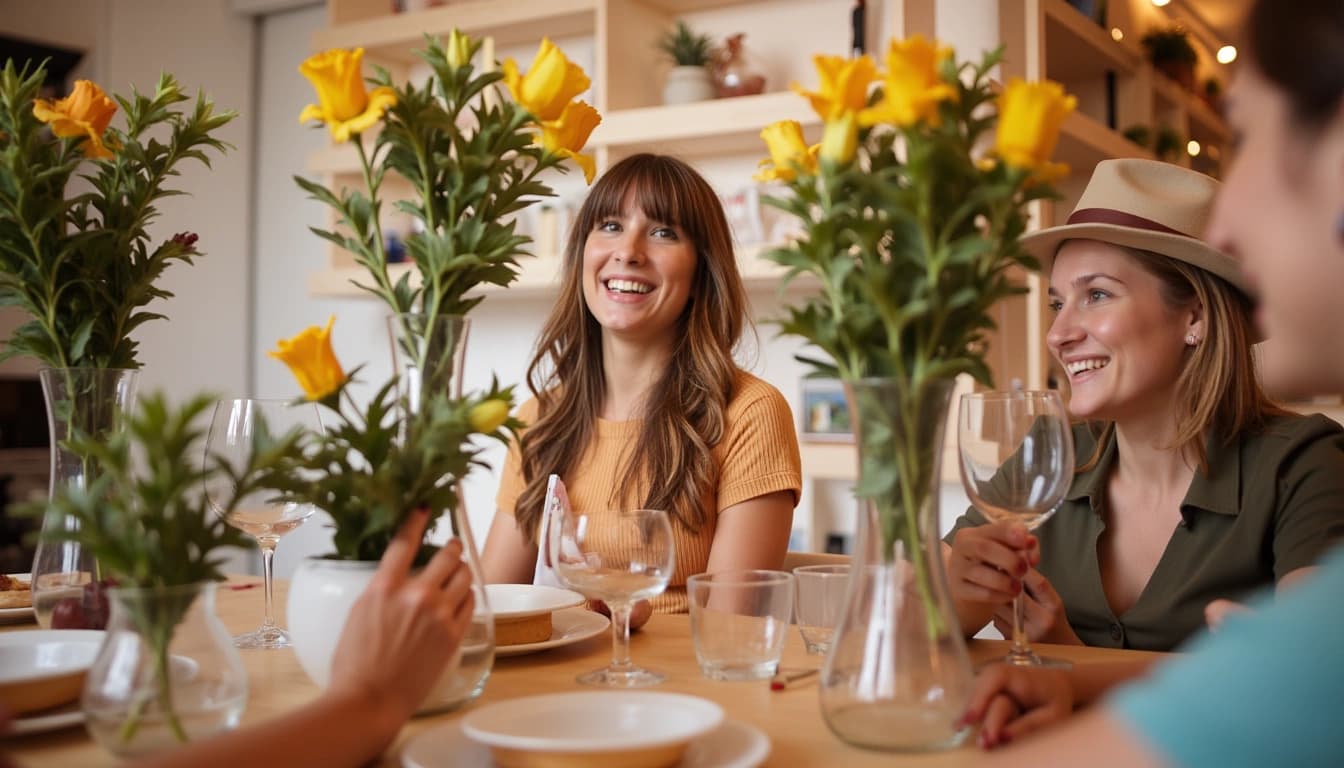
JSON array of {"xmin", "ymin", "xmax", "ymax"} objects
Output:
[
  {"xmin": 298, "ymin": 48, "xmax": 397, "ymax": 143},
  {"xmin": 539, "ymin": 100, "xmax": 601, "ymax": 184},
  {"xmin": 468, "ymin": 398, "xmax": 510, "ymax": 434},
  {"xmin": 995, "ymin": 78, "xmax": 1076, "ymax": 183},
  {"xmin": 755, "ymin": 120, "xmax": 819, "ymax": 182},
  {"xmin": 502, "ymin": 38, "xmax": 591, "ymax": 123},
  {"xmin": 792, "ymin": 54, "xmax": 877, "ymax": 122},
  {"xmin": 268, "ymin": 316, "xmax": 347, "ymax": 402},
  {"xmin": 32, "ymin": 79, "xmax": 118, "ymax": 159},
  {"xmin": 860, "ymin": 36, "xmax": 957, "ymax": 128}
]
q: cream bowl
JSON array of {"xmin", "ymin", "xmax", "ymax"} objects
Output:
[
  {"xmin": 461, "ymin": 691, "xmax": 725, "ymax": 768},
  {"xmin": 0, "ymin": 630, "xmax": 104, "ymax": 715},
  {"xmin": 485, "ymin": 585, "xmax": 586, "ymax": 648}
]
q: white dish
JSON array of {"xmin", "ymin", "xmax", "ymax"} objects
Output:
[
  {"xmin": 0, "ymin": 573, "xmax": 35, "ymax": 625},
  {"xmin": 461, "ymin": 691, "xmax": 723, "ymax": 764},
  {"xmin": 485, "ymin": 584, "xmax": 585, "ymax": 620},
  {"xmin": 6, "ymin": 703, "xmax": 84, "ymax": 736},
  {"xmin": 495, "ymin": 607, "xmax": 609, "ymax": 657},
  {"xmin": 402, "ymin": 719, "xmax": 768, "ymax": 768},
  {"xmin": 0, "ymin": 629, "xmax": 104, "ymax": 715}
]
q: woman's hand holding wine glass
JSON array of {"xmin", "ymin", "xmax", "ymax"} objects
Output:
[{"xmin": 957, "ymin": 390, "xmax": 1074, "ymax": 667}]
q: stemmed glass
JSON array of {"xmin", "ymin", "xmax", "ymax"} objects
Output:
[
  {"xmin": 957, "ymin": 390, "xmax": 1074, "ymax": 667},
  {"xmin": 548, "ymin": 507, "xmax": 674, "ymax": 687},
  {"xmin": 206, "ymin": 398, "xmax": 322, "ymax": 650}
]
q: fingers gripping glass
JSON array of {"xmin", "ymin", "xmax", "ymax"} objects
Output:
[
  {"xmin": 548, "ymin": 508, "xmax": 675, "ymax": 687},
  {"xmin": 958, "ymin": 391, "xmax": 1074, "ymax": 668}
]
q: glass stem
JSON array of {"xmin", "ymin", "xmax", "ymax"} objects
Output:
[
  {"xmin": 608, "ymin": 601, "xmax": 634, "ymax": 673},
  {"xmin": 1007, "ymin": 592, "xmax": 1033, "ymax": 664},
  {"xmin": 259, "ymin": 539, "xmax": 278, "ymax": 630}
]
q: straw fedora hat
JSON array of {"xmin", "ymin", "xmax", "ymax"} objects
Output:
[{"xmin": 1020, "ymin": 158, "xmax": 1250, "ymax": 297}]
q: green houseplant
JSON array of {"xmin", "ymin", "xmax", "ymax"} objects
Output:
[
  {"xmin": 657, "ymin": 21, "xmax": 717, "ymax": 104},
  {"xmin": 757, "ymin": 36, "xmax": 1074, "ymax": 751},
  {"xmin": 1142, "ymin": 25, "xmax": 1198, "ymax": 90}
]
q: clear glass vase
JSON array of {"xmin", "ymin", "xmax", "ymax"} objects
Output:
[
  {"xmin": 819, "ymin": 377, "xmax": 973, "ymax": 752},
  {"xmin": 83, "ymin": 581, "xmax": 247, "ymax": 758},
  {"xmin": 32, "ymin": 367, "xmax": 139, "ymax": 629},
  {"xmin": 382, "ymin": 312, "xmax": 494, "ymax": 709}
]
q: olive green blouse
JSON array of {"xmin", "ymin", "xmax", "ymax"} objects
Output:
[{"xmin": 948, "ymin": 413, "xmax": 1344, "ymax": 652}]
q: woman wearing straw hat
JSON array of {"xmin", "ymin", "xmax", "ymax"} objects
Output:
[{"xmin": 944, "ymin": 157, "xmax": 1344, "ymax": 653}]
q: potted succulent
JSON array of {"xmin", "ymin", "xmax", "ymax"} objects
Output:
[
  {"xmin": 1142, "ymin": 25, "xmax": 1198, "ymax": 90},
  {"xmin": 658, "ymin": 20, "xmax": 716, "ymax": 104}
]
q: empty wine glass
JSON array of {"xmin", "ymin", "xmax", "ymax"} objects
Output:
[
  {"xmin": 548, "ymin": 508, "xmax": 674, "ymax": 687},
  {"xmin": 958, "ymin": 390, "xmax": 1074, "ymax": 667},
  {"xmin": 206, "ymin": 398, "xmax": 321, "ymax": 650}
]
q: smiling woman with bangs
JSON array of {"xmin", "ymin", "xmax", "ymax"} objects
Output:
[
  {"xmin": 481, "ymin": 153, "xmax": 802, "ymax": 626},
  {"xmin": 942, "ymin": 157, "xmax": 1344, "ymax": 654}
]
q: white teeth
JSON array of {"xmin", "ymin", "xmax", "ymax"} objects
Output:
[
  {"xmin": 1065, "ymin": 358, "xmax": 1109, "ymax": 375},
  {"xmin": 606, "ymin": 278, "xmax": 652, "ymax": 294}
]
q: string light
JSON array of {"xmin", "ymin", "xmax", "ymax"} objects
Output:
[
  {"xmin": 1152, "ymin": 0, "xmax": 1171, "ymax": 7},
  {"xmin": 1187, "ymin": 140, "xmax": 1201, "ymax": 157},
  {"xmin": 1217, "ymin": 45, "xmax": 1237, "ymax": 64},
  {"xmin": 1111, "ymin": 28, "xmax": 1124, "ymax": 42}
]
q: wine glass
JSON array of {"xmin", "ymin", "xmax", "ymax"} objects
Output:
[
  {"xmin": 206, "ymin": 398, "xmax": 322, "ymax": 650},
  {"xmin": 548, "ymin": 507, "xmax": 674, "ymax": 687},
  {"xmin": 957, "ymin": 390, "xmax": 1074, "ymax": 667}
]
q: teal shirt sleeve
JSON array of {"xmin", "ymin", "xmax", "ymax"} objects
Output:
[{"xmin": 1108, "ymin": 546, "xmax": 1344, "ymax": 767}]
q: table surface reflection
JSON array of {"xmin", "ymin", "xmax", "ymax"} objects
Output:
[{"xmin": 2, "ymin": 577, "xmax": 1166, "ymax": 767}]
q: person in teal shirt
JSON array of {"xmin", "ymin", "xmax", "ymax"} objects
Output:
[{"xmin": 964, "ymin": 1, "xmax": 1344, "ymax": 764}]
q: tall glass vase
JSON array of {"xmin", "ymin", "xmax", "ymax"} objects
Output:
[
  {"xmin": 384, "ymin": 312, "xmax": 494, "ymax": 709},
  {"xmin": 32, "ymin": 367, "xmax": 139, "ymax": 629},
  {"xmin": 819, "ymin": 377, "xmax": 973, "ymax": 752}
]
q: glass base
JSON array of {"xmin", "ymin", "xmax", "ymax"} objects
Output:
[
  {"xmin": 979, "ymin": 650, "xmax": 1073, "ymax": 670},
  {"xmin": 233, "ymin": 625, "xmax": 291, "ymax": 650},
  {"xmin": 576, "ymin": 665, "xmax": 665, "ymax": 688}
]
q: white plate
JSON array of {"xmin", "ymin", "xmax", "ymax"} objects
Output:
[
  {"xmin": 462, "ymin": 691, "xmax": 723, "ymax": 756},
  {"xmin": 0, "ymin": 574, "xmax": 34, "ymax": 625},
  {"xmin": 494, "ymin": 607, "xmax": 609, "ymax": 657},
  {"xmin": 0, "ymin": 629, "xmax": 104, "ymax": 684},
  {"xmin": 6, "ymin": 703, "xmax": 84, "ymax": 736},
  {"xmin": 485, "ymin": 584, "xmax": 585, "ymax": 620},
  {"xmin": 402, "ymin": 719, "xmax": 769, "ymax": 768}
]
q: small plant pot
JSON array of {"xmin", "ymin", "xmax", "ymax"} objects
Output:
[{"xmin": 663, "ymin": 66, "xmax": 716, "ymax": 105}]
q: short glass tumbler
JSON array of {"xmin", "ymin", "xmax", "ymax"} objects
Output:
[
  {"xmin": 792, "ymin": 564, "xmax": 849, "ymax": 655},
  {"xmin": 687, "ymin": 570, "xmax": 794, "ymax": 681}
]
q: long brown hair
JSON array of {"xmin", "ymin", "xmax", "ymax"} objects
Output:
[
  {"xmin": 1079, "ymin": 245, "xmax": 1286, "ymax": 472},
  {"xmin": 513, "ymin": 154, "xmax": 748, "ymax": 541}
]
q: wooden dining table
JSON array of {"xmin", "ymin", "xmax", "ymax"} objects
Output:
[{"xmin": 3, "ymin": 578, "xmax": 1166, "ymax": 767}]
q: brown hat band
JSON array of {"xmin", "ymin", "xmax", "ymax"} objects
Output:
[{"xmin": 1066, "ymin": 208, "xmax": 1193, "ymax": 239}]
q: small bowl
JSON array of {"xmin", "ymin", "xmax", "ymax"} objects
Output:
[
  {"xmin": 462, "ymin": 691, "xmax": 724, "ymax": 768},
  {"xmin": 0, "ymin": 630, "xmax": 104, "ymax": 715},
  {"xmin": 485, "ymin": 585, "xmax": 585, "ymax": 648}
]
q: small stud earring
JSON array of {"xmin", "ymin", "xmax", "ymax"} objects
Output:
[{"xmin": 1186, "ymin": 334, "xmax": 1198, "ymax": 346}]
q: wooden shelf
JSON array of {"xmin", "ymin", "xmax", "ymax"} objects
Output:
[
  {"xmin": 1057, "ymin": 109, "xmax": 1153, "ymax": 172},
  {"xmin": 1043, "ymin": 0, "xmax": 1140, "ymax": 79},
  {"xmin": 594, "ymin": 91, "xmax": 819, "ymax": 158},
  {"xmin": 315, "ymin": 0, "xmax": 598, "ymax": 62}
]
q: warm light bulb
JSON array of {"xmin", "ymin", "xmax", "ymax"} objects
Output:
[
  {"xmin": 1217, "ymin": 45, "xmax": 1238, "ymax": 64},
  {"xmin": 1152, "ymin": 0, "xmax": 1171, "ymax": 6},
  {"xmin": 1187, "ymin": 140, "xmax": 1201, "ymax": 157},
  {"xmin": 1111, "ymin": 28, "xmax": 1125, "ymax": 42}
]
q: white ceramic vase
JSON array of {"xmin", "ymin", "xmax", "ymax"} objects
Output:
[
  {"xmin": 662, "ymin": 65, "xmax": 716, "ymax": 105},
  {"xmin": 287, "ymin": 557, "xmax": 495, "ymax": 713}
]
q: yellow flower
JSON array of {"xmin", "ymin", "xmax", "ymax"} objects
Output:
[
  {"xmin": 792, "ymin": 54, "xmax": 877, "ymax": 122},
  {"xmin": 298, "ymin": 48, "xmax": 397, "ymax": 143},
  {"xmin": 755, "ymin": 120, "xmax": 819, "ymax": 182},
  {"xmin": 860, "ymin": 36, "xmax": 957, "ymax": 128},
  {"xmin": 446, "ymin": 28, "xmax": 472, "ymax": 70},
  {"xmin": 502, "ymin": 38, "xmax": 590, "ymax": 123},
  {"xmin": 468, "ymin": 399, "xmax": 510, "ymax": 434},
  {"xmin": 995, "ymin": 78, "xmax": 1076, "ymax": 183},
  {"xmin": 268, "ymin": 316, "xmax": 346, "ymax": 402},
  {"xmin": 538, "ymin": 100, "xmax": 601, "ymax": 184},
  {"xmin": 819, "ymin": 111, "xmax": 858, "ymax": 165},
  {"xmin": 32, "ymin": 79, "xmax": 118, "ymax": 159}
]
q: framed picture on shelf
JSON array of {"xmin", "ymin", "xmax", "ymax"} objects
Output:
[{"xmin": 800, "ymin": 378, "xmax": 851, "ymax": 443}]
